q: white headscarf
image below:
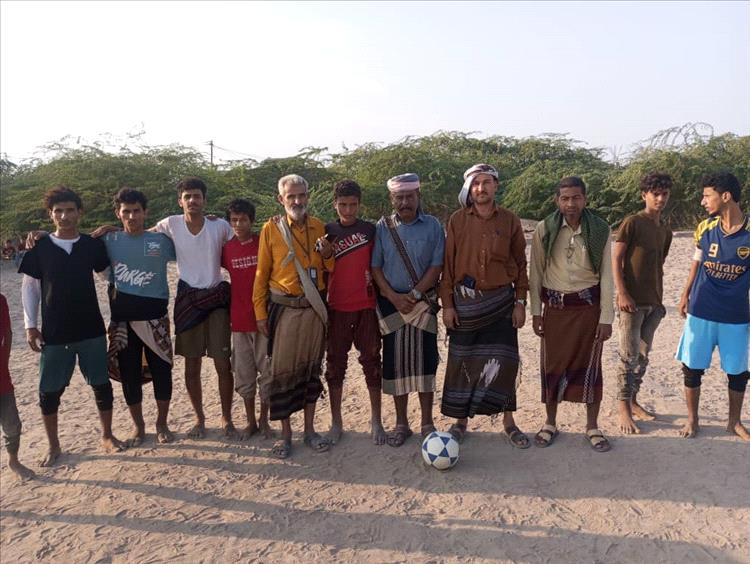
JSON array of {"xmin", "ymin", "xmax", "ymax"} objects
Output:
[{"xmin": 458, "ymin": 163, "xmax": 499, "ymax": 208}]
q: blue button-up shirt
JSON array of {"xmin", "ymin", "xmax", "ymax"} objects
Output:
[{"xmin": 372, "ymin": 211, "xmax": 445, "ymax": 293}]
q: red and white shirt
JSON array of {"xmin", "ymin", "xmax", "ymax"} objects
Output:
[
  {"xmin": 326, "ymin": 219, "xmax": 376, "ymax": 312},
  {"xmin": 221, "ymin": 235, "xmax": 260, "ymax": 332}
]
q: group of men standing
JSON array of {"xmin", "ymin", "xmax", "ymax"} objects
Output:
[{"xmin": 1, "ymin": 165, "xmax": 748, "ymax": 477}]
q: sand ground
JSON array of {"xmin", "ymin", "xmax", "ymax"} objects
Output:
[{"xmin": 0, "ymin": 233, "xmax": 748, "ymax": 563}]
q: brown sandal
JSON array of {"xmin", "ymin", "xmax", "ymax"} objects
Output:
[
  {"xmin": 534, "ymin": 424, "xmax": 558, "ymax": 448},
  {"xmin": 448, "ymin": 423, "xmax": 467, "ymax": 444},
  {"xmin": 387, "ymin": 425, "xmax": 413, "ymax": 447},
  {"xmin": 585, "ymin": 429, "xmax": 611, "ymax": 453}
]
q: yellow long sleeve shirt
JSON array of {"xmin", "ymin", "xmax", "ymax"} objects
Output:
[{"xmin": 253, "ymin": 215, "xmax": 334, "ymax": 321}]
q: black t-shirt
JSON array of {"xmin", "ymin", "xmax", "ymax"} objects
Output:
[
  {"xmin": 19, "ymin": 235, "xmax": 110, "ymax": 345},
  {"xmin": 109, "ymin": 286, "xmax": 168, "ymax": 322}
]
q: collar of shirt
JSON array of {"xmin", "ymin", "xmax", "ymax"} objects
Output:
[
  {"xmin": 637, "ymin": 210, "xmax": 666, "ymax": 226},
  {"xmin": 467, "ymin": 204, "xmax": 500, "ymax": 218},
  {"xmin": 393, "ymin": 210, "xmax": 425, "ymax": 226},
  {"xmin": 286, "ymin": 215, "xmax": 309, "ymax": 230},
  {"xmin": 562, "ymin": 217, "xmax": 582, "ymax": 236}
]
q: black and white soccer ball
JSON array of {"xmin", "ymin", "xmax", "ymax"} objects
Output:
[{"xmin": 421, "ymin": 431, "xmax": 460, "ymax": 470}]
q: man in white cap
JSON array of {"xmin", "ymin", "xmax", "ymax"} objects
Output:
[
  {"xmin": 371, "ymin": 173, "xmax": 445, "ymax": 447},
  {"xmin": 440, "ymin": 164, "xmax": 530, "ymax": 448}
]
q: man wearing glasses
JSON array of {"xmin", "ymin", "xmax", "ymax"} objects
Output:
[{"xmin": 529, "ymin": 176, "xmax": 614, "ymax": 452}]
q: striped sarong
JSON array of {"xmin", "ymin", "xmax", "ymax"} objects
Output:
[
  {"xmin": 377, "ymin": 294, "xmax": 438, "ymax": 396},
  {"xmin": 441, "ymin": 285, "xmax": 519, "ymax": 418},
  {"xmin": 266, "ymin": 302, "xmax": 325, "ymax": 420},
  {"xmin": 540, "ymin": 285, "xmax": 603, "ymax": 404}
]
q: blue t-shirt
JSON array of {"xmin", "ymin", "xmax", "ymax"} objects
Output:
[
  {"xmin": 372, "ymin": 211, "xmax": 445, "ymax": 293},
  {"xmin": 103, "ymin": 231, "xmax": 176, "ymax": 300},
  {"xmin": 688, "ymin": 216, "xmax": 750, "ymax": 324}
]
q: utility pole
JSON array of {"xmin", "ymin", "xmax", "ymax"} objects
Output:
[{"xmin": 209, "ymin": 140, "xmax": 214, "ymax": 167}]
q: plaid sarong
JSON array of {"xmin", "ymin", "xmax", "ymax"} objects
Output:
[
  {"xmin": 173, "ymin": 279, "xmax": 230, "ymax": 335},
  {"xmin": 540, "ymin": 285, "xmax": 603, "ymax": 404}
]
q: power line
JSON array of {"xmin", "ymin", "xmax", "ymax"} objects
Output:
[{"xmin": 211, "ymin": 143, "xmax": 263, "ymax": 161}]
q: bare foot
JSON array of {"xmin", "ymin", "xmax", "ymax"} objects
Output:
[
  {"xmin": 8, "ymin": 458, "xmax": 36, "ymax": 481},
  {"xmin": 101, "ymin": 435, "xmax": 126, "ymax": 453},
  {"xmin": 618, "ymin": 412, "xmax": 641, "ymax": 434},
  {"xmin": 126, "ymin": 427, "xmax": 146, "ymax": 448},
  {"xmin": 371, "ymin": 421, "xmax": 387, "ymax": 445},
  {"xmin": 259, "ymin": 422, "xmax": 274, "ymax": 440},
  {"xmin": 187, "ymin": 423, "xmax": 206, "ymax": 439},
  {"xmin": 632, "ymin": 401, "xmax": 656, "ymax": 421},
  {"xmin": 39, "ymin": 445, "xmax": 62, "ymax": 467},
  {"xmin": 238, "ymin": 423, "xmax": 259, "ymax": 441},
  {"xmin": 727, "ymin": 421, "xmax": 750, "ymax": 442},
  {"xmin": 222, "ymin": 421, "xmax": 238, "ymax": 440},
  {"xmin": 617, "ymin": 400, "xmax": 640, "ymax": 434},
  {"xmin": 680, "ymin": 420, "xmax": 699, "ymax": 438},
  {"xmin": 156, "ymin": 424, "xmax": 174, "ymax": 444},
  {"xmin": 327, "ymin": 423, "xmax": 343, "ymax": 445}
]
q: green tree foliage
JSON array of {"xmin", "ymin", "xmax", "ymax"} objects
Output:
[
  {"xmin": 1, "ymin": 130, "xmax": 748, "ymax": 240},
  {"xmin": 604, "ymin": 134, "xmax": 750, "ymax": 228}
]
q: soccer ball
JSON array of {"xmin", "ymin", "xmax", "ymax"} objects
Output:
[{"xmin": 421, "ymin": 431, "xmax": 460, "ymax": 471}]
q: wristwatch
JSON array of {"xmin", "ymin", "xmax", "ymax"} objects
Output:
[
  {"xmin": 515, "ymin": 298, "xmax": 527, "ymax": 306},
  {"xmin": 409, "ymin": 289, "xmax": 423, "ymax": 301}
]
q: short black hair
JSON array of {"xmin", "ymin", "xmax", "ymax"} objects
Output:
[
  {"xmin": 701, "ymin": 171, "xmax": 742, "ymax": 203},
  {"xmin": 640, "ymin": 172, "xmax": 673, "ymax": 193},
  {"xmin": 333, "ymin": 179, "xmax": 362, "ymax": 201},
  {"xmin": 113, "ymin": 187, "xmax": 148, "ymax": 210},
  {"xmin": 44, "ymin": 186, "xmax": 82, "ymax": 210},
  {"xmin": 225, "ymin": 198, "xmax": 256, "ymax": 222},
  {"xmin": 176, "ymin": 176, "xmax": 207, "ymax": 197},
  {"xmin": 556, "ymin": 176, "xmax": 586, "ymax": 196}
]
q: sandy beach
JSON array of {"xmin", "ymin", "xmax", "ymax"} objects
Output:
[{"xmin": 1, "ymin": 233, "xmax": 748, "ymax": 563}]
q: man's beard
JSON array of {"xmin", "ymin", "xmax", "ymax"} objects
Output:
[{"xmin": 287, "ymin": 204, "xmax": 307, "ymax": 222}]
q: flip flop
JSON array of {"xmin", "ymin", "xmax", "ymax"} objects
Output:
[
  {"xmin": 448, "ymin": 423, "xmax": 467, "ymax": 444},
  {"xmin": 271, "ymin": 439, "xmax": 292, "ymax": 459},
  {"xmin": 387, "ymin": 425, "xmax": 413, "ymax": 448},
  {"xmin": 303, "ymin": 432, "xmax": 331, "ymax": 453},
  {"xmin": 585, "ymin": 429, "xmax": 611, "ymax": 453},
  {"xmin": 534, "ymin": 424, "xmax": 558, "ymax": 448},
  {"xmin": 505, "ymin": 426, "xmax": 531, "ymax": 449}
]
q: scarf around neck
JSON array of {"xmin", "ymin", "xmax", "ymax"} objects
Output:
[{"xmin": 542, "ymin": 208, "xmax": 610, "ymax": 273}]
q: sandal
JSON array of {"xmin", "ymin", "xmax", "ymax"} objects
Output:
[
  {"xmin": 534, "ymin": 424, "xmax": 558, "ymax": 448},
  {"xmin": 387, "ymin": 425, "xmax": 413, "ymax": 448},
  {"xmin": 420, "ymin": 423, "xmax": 437, "ymax": 437},
  {"xmin": 585, "ymin": 429, "xmax": 611, "ymax": 453},
  {"xmin": 448, "ymin": 423, "xmax": 467, "ymax": 444},
  {"xmin": 505, "ymin": 426, "xmax": 531, "ymax": 449},
  {"xmin": 271, "ymin": 439, "xmax": 292, "ymax": 459},
  {"xmin": 303, "ymin": 433, "xmax": 331, "ymax": 453}
]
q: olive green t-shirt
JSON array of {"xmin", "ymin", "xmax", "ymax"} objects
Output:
[{"xmin": 616, "ymin": 212, "xmax": 673, "ymax": 306}]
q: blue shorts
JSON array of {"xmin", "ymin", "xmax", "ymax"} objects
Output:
[
  {"xmin": 39, "ymin": 336, "xmax": 109, "ymax": 393},
  {"xmin": 676, "ymin": 315, "xmax": 749, "ymax": 374}
]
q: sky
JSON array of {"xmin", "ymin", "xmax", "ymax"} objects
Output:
[{"xmin": 1, "ymin": 1, "xmax": 749, "ymax": 165}]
